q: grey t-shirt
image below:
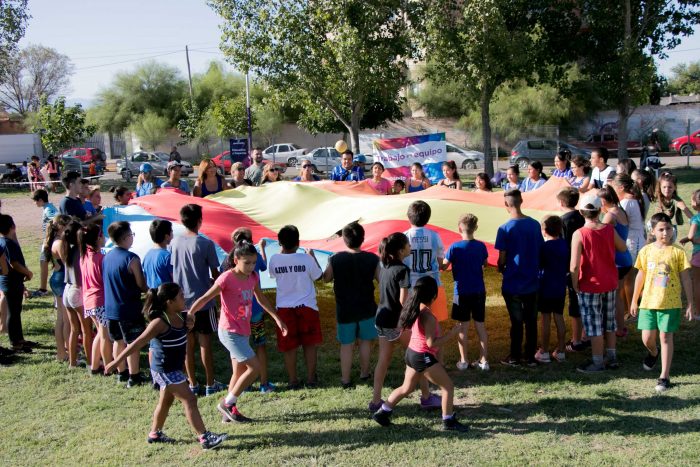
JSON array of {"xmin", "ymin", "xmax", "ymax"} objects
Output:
[
  {"xmin": 170, "ymin": 235, "xmax": 220, "ymax": 310},
  {"xmin": 244, "ymin": 163, "xmax": 264, "ymax": 186}
]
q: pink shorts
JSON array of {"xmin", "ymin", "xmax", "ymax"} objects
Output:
[{"xmin": 691, "ymin": 252, "xmax": 700, "ymax": 268}]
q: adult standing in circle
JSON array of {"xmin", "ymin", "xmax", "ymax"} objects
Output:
[
  {"xmin": 244, "ymin": 148, "xmax": 266, "ymax": 186},
  {"xmin": 261, "ymin": 164, "xmax": 282, "ymax": 184},
  {"xmin": 161, "ymin": 161, "xmax": 191, "ymax": 194},
  {"xmin": 330, "ymin": 150, "xmax": 364, "ymax": 181},
  {"xmin": 590, "ymin": 148, "xmax": 613, "ymax": 189},
  {"xmin": 135, "ymin": 163, "xmax": 160, "ymax": 197},
  {"xmin": 169, "ymin": 146, "xmax": 182, "ymax": 163},
  {"xmin": 293, "ymin": 162, "xmax": 321, "ymax": 182},
  {"xmin": 229, "ymin": 162, "xmax": 253, "ymax": 188},
  {"xmin": 193, "ymin": 160, "xmax": 225, "ymax": 197}
]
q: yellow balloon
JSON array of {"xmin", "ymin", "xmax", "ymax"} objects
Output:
[{"xmin": 335, "ymin": 140, "xmax": 348, "ymax": 153}]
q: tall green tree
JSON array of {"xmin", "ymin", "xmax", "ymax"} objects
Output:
[
  {"xmin": 666, "ymin": 60, "xmax": 700, "ymax": 95},
  {"xmin": 422, "ymin": 0, "xmax": 579, "ymax": 175},
  {"xmin": 90, "ymin": 61, "xmax": 186, "ymax": 133},
  {"xmin": 579, "ymin": 1, "xmax": 700, "ymax": 158},
  {"xmin": 210, "ymin": 95, "xmax": 254, "ymax": 138},
  {"xmin": 0, "ymin": 0, "xmax": 29, "ymax": 82},
  {"xmin": 33, "ymin": 95, "xmax": 96, "ymax": 155},
  {"xmin": 209, "ymin": 0, "xmax": 415, "ymax": 153},
  {"xmin": 131, "ymin": 111, "xmax": 170, "ymax": 151}
]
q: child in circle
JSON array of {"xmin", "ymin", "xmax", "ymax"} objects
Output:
[
  {"xmin": 437, "ymin": 161, "xmax": 462, "ymax": 190},
  {"xmin": 631, "ymin": 213, "xmax": 695, "ymax": 392},
  {"xmin": 405, "ymin": 163, "xmax": 431, "ymax": 193},
  {"xmin": 655, "ymin": 171, "xmax": 693, "ymax": 240},
  {"xmin": 520, "ymin": 161, "xmax": 547, "ymax": 192},
  {"xmin": 392, "ymin": 179, "xmax": 405, "ymax": 195},
  {"xmin": 106, "ymin": 284, "xmax": 228, "ymax": 450},
  {"xmin": 365, "ymin": 162, "xmax": 392, "ymax": 195},
  {"xmin": 444, "ymin": 214, "xmax": 489, "ymax": 370},
  {"xmin": 502, "ymin": 165, "xmax": 520, "ymax": 191},
  {"xmin": 372, "ymin": 276, "xmax": 468, "ymax": 432},
  {"xmin": 190, "ymin": 241, "xmax": 287, "ymax": 423},
  {"xmin": 472, "ymin": 172, "xmax": 492, "ymax": 193},
  {"xmin": 45, "ymin": 215, "xmax": 72, "ymax": 362},
  {"xmin": 679, "ymin": 189, "xmax": 700, "ymax": 318}
]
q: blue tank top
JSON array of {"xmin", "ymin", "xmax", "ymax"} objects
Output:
[
  {"xmin": 613, "ymin": 222, "xmax": 633, "ymax": 268},
  {"xmin": 200, "ymin": 175, "xmax": 223, "ymax": 197},
  {"xmin": 149, "ymin": 313, "xmax": 187, "ymax": 373},
  {"xmin": 103, "ymin": 247, "xmax": 141, "ymax": 320},
  {"xmin": 407, "ymin": 180, "xmax": 426, "ymax": 193}
]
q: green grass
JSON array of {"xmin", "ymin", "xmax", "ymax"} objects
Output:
[{"xmin": 1, "ymin": 169, "xmax": 699, "ymax": 465}]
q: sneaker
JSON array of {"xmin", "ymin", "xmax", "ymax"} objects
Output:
[
  {"xmin": 287, "ymin": 381, "xmax": 302, "ymax": 391},
  {"xmin": 442, "ymin": 415, "xmax": 469, "ymax": 432},
  {"xmin": 127, "ymin": 374, "xmax": 145, "ymax": 388},
  {"xmin": 230, "ymin": 406, "xmax": 252, "ymax": 423},
  {"xmin": 655, "ymin": 378, "xmax": 671, "ymax": 393},
  {"xmin": 342, "ymin": 381, "xmax": 355, "ymax": 390},
  {"xmin": 534, "ymin": 349, "xmax": 551, "ymax": 364},
  {"xmin": 566, "ymin": 340, "xmax": 586, "ymax": 352},
  {"xmin": 643, "ymin": 352, "xmax": 659, "ymax": 371},
  {"xmin": 259, "ymin": 382, "xmax": 276, "ymax": 393},
  {"xmin": 472, "ymin": 360, "xmax": 490, "ymax": 371},
  {"xmin": 117, "ymin": 370, "xmax": 130, "ymax": 383},
  {"xmin": 576, "ymin": 360, "xmax": 605, "ymax": 374},
  {"xmin": 217, "ymin": 400, "xmax": 234, "ymax": 422},
  {"xmin": 147, "ymin": 430, "xmax": 175, "ymax": 444},
  {"xmin": 199, "ymin": 431, "xmax": 227, "ymax": 450},
  {"xmin": 372, "ymin": 408, "xmax": 392, "ymax": 427},
  {"xmin": 189, "ymin": 384, "xmax": 200, "ymax": 396},
  {"xmin": 30, "ymin": 289, "xmax": 49, "ymax": 298},
  {"xmin": 456, "ymin": 361, "xmax": 470, "ymax": 371},
  {"xmin": 359, "ymin": 373, "xmax": 372, "ymax": 382},
  {"xmin": 525, "ymin": 358, "xmax": 538, "ymax": 368},
  {"xmin": 368, "ymin": 399, "xmax": 384, "ymax": 412},
  {"xmin": 205, "ymin": 381, "xmax": 226, "ymax": 397},
  {"xmin": 605, "ymin": 357, "xmax": 620, "ymax": 370},
  {"xmin": 551, "ymin": 351, "xmax": 566, "ymax": 363},
  {"xmin": 500, "ymin": 355, "xmax": 521, "ymax": 367},
  {"xmin": 420, "ymin": 393, "xmax": 442, "ymax": 410}
]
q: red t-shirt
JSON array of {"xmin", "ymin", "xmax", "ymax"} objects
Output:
[
  {"xmin": 215, "ymin": 270, "xmax": 258, "ymax": 335},
  {"xmin": 578, "ymin": 224, "xmax": 617, "ymax": 293}
]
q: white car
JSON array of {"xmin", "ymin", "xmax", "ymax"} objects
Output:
[
  {"xmin": 302, "ymin": 147, "xmax": 374, "ymax": 173},
  {"xmin": 262, "ymin": 143, "xmax": 308, "ymax": 166},
  {"xmin": 447, "ymin": 143, "xmax": 484, "ymax": 170}
]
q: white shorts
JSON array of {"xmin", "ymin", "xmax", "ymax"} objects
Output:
[{"xmin": 62, "ymin": 284, "xmax": 83, "ymax": 309}]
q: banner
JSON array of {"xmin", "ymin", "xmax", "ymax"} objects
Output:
[
  {"xmin": 229, "ymin": 138, "xmax": 249, "ymax": 164},
  {"xmin": 373, "ymin": 132, "xmax": 446, "ymax": 184}
]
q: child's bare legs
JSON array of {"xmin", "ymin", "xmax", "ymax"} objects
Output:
[
  {"xmin": 540, "ymin": 312, "xmax": 551, "ymax": 353},
  {"xmin": 553, "ymin": 314, "xmax": 566, "ymax": 354},
  {"xmin": 113, "ymin": 340, "xmax": 127, "ymax": 373},
  {"xmin": 424, "ymin": 364, "xmax": 455, "ymax": 417},
  {"xmin": 372, "ymin": 337, "xmax": 394, "ymax": 404},
  {"xmin": 0, "ymin": 291, "xmax": 7, "ymax": 334},
  {"xmin": 303, "ymin": 345, "xmax": 318, "ymax": 384},
  {"xmin": 256, "ymin": 344, "xmax": 269, "ymax": 385},
  {"xmin": 98, "ymin": 323, "xmax": 113, "ymax": 371},
  {"xmin": 340, "ymin": 343, "xmax": 354, "ymax": 384},
  {"xmin": 359, "ymin": 339, "xmax": 372, "ymax": 378},
  {"xmin": 153, "ymin": 382, "xmax": 206, "ymax": 435},
  {"xmin": 199, "ymin": 333, "xmax": 215, "ymax": 386},
  {"xmin": 457, "ymin": 321, "xmax": 469, "ymax": 363},
  {"xmin": 571, "ymin": 317, "xmax": 583, "ymax": 343},
  {"xmin": 126, "ymin": 346, "xmax": 140, "ymax": 375},
  {"xmin": 229, "ymin": 357, "xmax": 261, "ymax": 397},
  {"xmin": 615, "ymin": 277, "xmax": 627, "ymax": 333},
  {"xmin": 185, "ymin": 332, "xmax": 198, "ymax": 387},
  {"xmin": 659, "ymin": 331, "xmax": 673, "ymax": 380},
  {"xmin": 151, "ymin": 387, "xmax": 175, "ymax": 433},
  {"xmin": 641, "ymin": 329, "xmax": 658, "ymax": 355},
  {"xmin": 474, "ymin": 321, "xmax": 488, "ymax": 362},
  {"xmin": 283, "ymin": 349, "xmax": 299, "ymax": 384},
  {"xmin": 40, "ymin": 260, "xmax": 49, "ymax": 292},
  {"xmin": 74, "ymin": 307, "xmax": 93, "ymax": 367},
  {"xmin": 385, "ymin": 366, "xmax": 422, "ymax": 409},
  {"xmin": 65, "ymin": 307, "xmax": 81, "ymax": 367},
  {"xmin": 397, "ymin": 331, "xmax": 432, "ymax": 399},
  {"xmin": 693, "ymin": 266, "xmax": 700, "ymax": 317},
  {"xmin": 90, "ymin": 316, "xmax": 102, "ymax": 371},
  {"xmin": 54, "ymin": 298, "xmax": 68, "ymax": 361}
]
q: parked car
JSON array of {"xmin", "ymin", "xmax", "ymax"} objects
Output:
[
  {"xmin": 510, "ymin": 139, "xmax": 591, "ymax": 170},
  {"xmin": 575, "ymin": 133, "xmax": 642, "ymax": 154},
  {"xmin": 210, "ymin": 150, "xmax": 287, "ymax": 176},
  {"xmin": 670, "ymin": 129, "xmax": 700, "ymax": 157},
  {"xmin": 301, "ymin": 148, "xmax": 374, "ymax": 173},
  {"xmin": 116, "ymin": 151, "xmax": 193, "ymax": 181},
  {"xmin": 263, "ymin": 143, "xmax": 308, "ymax": 167},
  {"xmin": 61, "ymin": 156, "xmax": 91, "ymax": 177},
  {"xmin": 446, "ymin": 143, "xmax": 484, "ymax": 170},
  {"xmin": 59, "ymin": 147, "xmax": 106, "ymax": 164}
]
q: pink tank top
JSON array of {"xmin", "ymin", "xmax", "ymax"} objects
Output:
[
  {"xmin": 408, "ymin": 309, "xmax": 440, "ymax": 356},
  {"xmin": 578, "ymin": 224, "xmax": 618, "ymax": 293}
]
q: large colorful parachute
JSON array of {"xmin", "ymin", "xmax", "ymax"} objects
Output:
[{"xmin": 115, "ymin": 178, "xmax": 568, "ymax": 270}]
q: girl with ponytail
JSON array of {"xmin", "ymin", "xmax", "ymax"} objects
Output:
[
  {"xmin": 106, "ymin": 283, "xmax": 228, "ymax": 450},
  {"xmin": 78, "ymin": 223, "xmax": 111, "ymax": 375},
  {"xmin": 45, "ymin": 214, "xmax": 71, "ymax": 362},
  {"xmin": 372, "ymin": 276, "xmax": 467, "ymax": 432}
]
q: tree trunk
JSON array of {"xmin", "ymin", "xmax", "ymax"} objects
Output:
[
  {"xmin": 480, "ymin": 87, "xmax": 494, "ymax": 177},
  {"xmin": 618, "ymin": 0, "xmax": 632, "ymax": 160},
  {"xmin": 617, "ymin": 97, "xmax": 630, "ymax": 160},
  {"xmin": 349, "ymin": 110, "xmax": 361, "ymax": 154}
]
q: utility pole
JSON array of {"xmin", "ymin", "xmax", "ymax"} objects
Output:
[
  {"xmin": 245, "ymin": 72, "xmax": 253, "ymax": 153},
  {"xmin": 185, "ymin": 45, "xmax": 194, "ymax": 106}
]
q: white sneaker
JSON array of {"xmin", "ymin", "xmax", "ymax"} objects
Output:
[
  {"xmin": 551, "ymin": 351, "xmax": 566, "ymax": 362},
  {"xmin": 456, "ymin": 361, "xmax": 470, "ymax": 371},
  {"xmin": 534, "ymin": 349, "xmax": 551, "ymax": 363},
  {"xmin": 474, "ymin": 360, "xmax": 490, "ymax": 371}
]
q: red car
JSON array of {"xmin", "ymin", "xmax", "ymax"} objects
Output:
[
  {"xmin": 58, "ymin": 147, "xmax": 107, "ymax": 163},
  {"xmin": 670, "ymin": 130, "xmax": 700, "ymax": 157},
  {"xmin": 210, "ymin": 151, "xmax": 286, "ymax": 175}
]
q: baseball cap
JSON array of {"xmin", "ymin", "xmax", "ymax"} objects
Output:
[
  {"xmin": 577, "ymin": 192, "xmax": 602, "ymax": 210},
  {"xmin": 139, "ymin": 163, "xmax": 153, "ymax": 173},
  {"xmin": 167, "ymin": 161, "xmax": 183, "ymax": 171}
]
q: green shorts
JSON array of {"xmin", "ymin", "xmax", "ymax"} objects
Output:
[
  {"xmin": 638, "ymin": 308, "xmax": 681, "ymax": 333},
  {"xmin": 336, "ymin": 317, "xmax": 377, "ymax": 345}
]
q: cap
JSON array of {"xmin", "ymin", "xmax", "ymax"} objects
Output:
[
  {"xmin": 167, "ymin": 160, "xmax": 182, "ymax": 171},
  {"xmin": 577, "ymin": 192, "xmax": 602, "ymax": 210},
  {"xmin": 139, "ymin": 163, "xmax": 153, "ymax": 173}
]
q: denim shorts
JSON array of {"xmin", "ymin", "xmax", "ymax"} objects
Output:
[
  {"xmin": 49, "ymin": 269, "xmax": 66, "ymax": 296},
  {"xmin": 218, "ymin": 328, "xmax": 255, "ymax": 362}
]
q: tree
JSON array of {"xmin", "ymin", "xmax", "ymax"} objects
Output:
[
  {"xmin": 422, "ymin": 0, "xmax": 579, "ymax": 175},
  {"xmin": 666, "ymin": 61, "xmax": 700, "ymax": 95},
  {"xmin": 209, "ymin": 0, "xmax": 415, "ymax": 153},
  {"xmin": 0, "ymin": 0, "xmax": 29, "ymax": 82},
  {"xmin": 90, "ymin": 61, "xmax": 186, "ymax": 133},
  {"xmin": 176, "ymin": 101, "xmax": 217, "ymax": 154},
  {"xmin": 131, "ymin": 111, "xmax": 170, "ymax": 151},
  {"xmin": 33, "ymin": 95, "xmax": 96, "ymax": 155},
  {"xmin": 210, "ymin": 95, "xmax": 254, "ymax": 138},
  {"xmin": 0, "ymin": 44, "xmax": 74, "ymax": 114},
  {"xmin": 255, "ymin": 104, "xmax": 283, "ymax": 146},
  {"xmin": 579, "ymin": 1, "xmax": 700, "ymax": 158}
]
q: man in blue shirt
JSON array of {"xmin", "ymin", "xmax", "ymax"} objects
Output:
[{"xmin": 330, "ymin": 150, "xmax": 364, "ymax": 181}]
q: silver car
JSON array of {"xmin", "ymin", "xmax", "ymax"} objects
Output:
[
  {"xmin": 509, "ymin": 139, "xmax": 591, "ymax": 170},
  {"xmin": 117, "ymin": 151, "xmax": 193, "ymax": 181}
]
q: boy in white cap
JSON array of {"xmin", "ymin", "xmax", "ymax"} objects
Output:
[{"xmin": 570, "ymin": 192, "xmax": 628, "ymax": 373}]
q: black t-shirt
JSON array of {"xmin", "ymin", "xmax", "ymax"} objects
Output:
[
  {"xmin": 561, "ymin": 210, "xmax": 585, "ymax": 262},
  {"xmin": 330, "ymin": 251, "xmax": 379, "ymax": 323},
  {"xmin": 59, "ymin": 196, "xmax": 86, "ymax": 220},
  {"xmin": 2, "ymin": 237, "xmax": 26, "ymax": 285},
  {"xmin": 375, "ymin": 261, "xmax": 411, "ymax": 328}
]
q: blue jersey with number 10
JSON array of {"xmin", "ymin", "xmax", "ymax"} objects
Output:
[{"xmin": 403, "ymin": 226, "xmax": 444, "ymax": 286}]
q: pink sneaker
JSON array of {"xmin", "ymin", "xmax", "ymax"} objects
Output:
[{"xmin": 420, "ymin": 393, "xmax": 441, "ymax": 410}]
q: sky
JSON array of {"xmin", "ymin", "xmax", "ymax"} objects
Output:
[{"xmin": 18, "ymin": 0, "xmax": 700, "ymax": 108}]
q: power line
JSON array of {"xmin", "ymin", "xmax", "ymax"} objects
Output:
[
  {"xmin": 67, "ymin": 42, "xmax": 218, "ymax": 59},
  {"xmin": 74, "ymin": 50, "xmax": 183, "ymax": 71}
]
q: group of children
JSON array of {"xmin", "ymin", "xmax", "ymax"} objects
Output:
[{"xmin": 1, "ymin": 163, "xmax": 698, "ymax": 447}]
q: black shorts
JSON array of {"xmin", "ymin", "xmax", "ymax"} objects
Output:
[
  {"xmin": 405, "ymin": 348, "xmax": 438, "ymax": 373},
  {"xmin": 49, "ymin": 173, "xmax": 59, "ymax": 181},
  {"xmin": 566, "ymin": 275, "xmax": 581, "ymax": 318},
  {"xmin": 192, "ymin": 307, "xmax": 217, "ymax": 335},
  {"xmin": 538, "ymin": 295, "xmax": 566, "ymax": 314},
  {"xmin": 617, "ymin": 266, "xmax": 633, "ymax": 280},
  {"xmin": 108, "ymin": 317, "xmax": 145, "ymax": 344},
  {"xmin": 451, "ymin": 292, "xmax": 486, "ymax": 322}
]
